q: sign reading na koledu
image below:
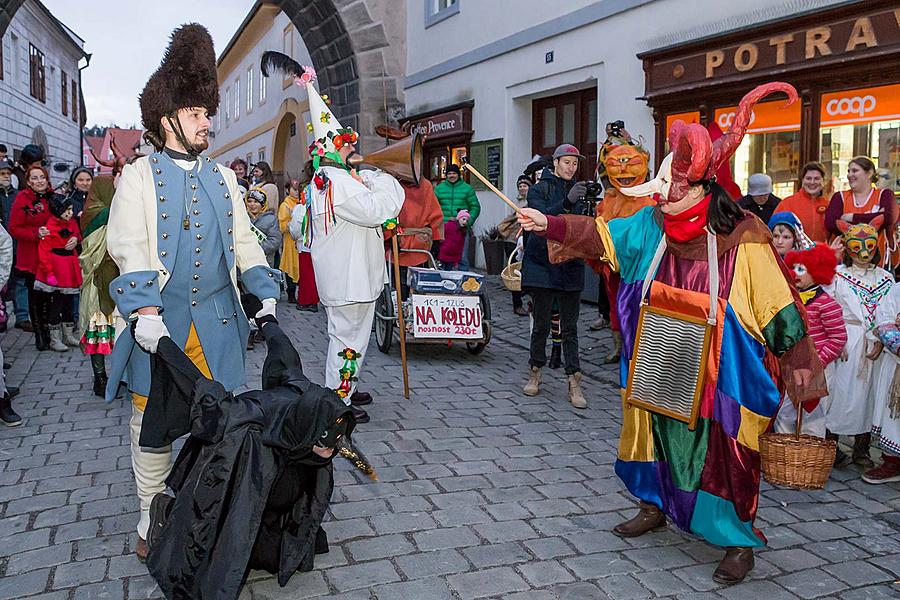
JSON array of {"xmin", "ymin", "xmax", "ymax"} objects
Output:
[{"xmin": 412, "ymin": 294, "xmax": 482, "ymax": 339}]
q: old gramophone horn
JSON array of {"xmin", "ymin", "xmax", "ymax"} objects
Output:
[{"xmin": 347, "ymin": 132, "xmax": 423, "ymax": 185}]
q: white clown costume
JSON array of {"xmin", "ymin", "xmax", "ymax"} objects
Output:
[{"xmin": 286, "ymin": 65, "xmax": 403, "ymax": 403}]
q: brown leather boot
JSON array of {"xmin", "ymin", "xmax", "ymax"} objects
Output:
[
  {"xmin": 613, "ymin": 502, "xmax": 666, "ymax": 538},
  {"xmin": 713, "ymin": 547, "xmax": 754, "ymax": 585},
  {"xmin": 852, "ymin": 433, "xmax": 874, "ymax": 467},
  {"xmin": 135, "ymin": 537, "xmax": 149, "ymax": 563}
]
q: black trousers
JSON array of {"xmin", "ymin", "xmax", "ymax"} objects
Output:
[
  {"xmin": 22, "ymin": 272, "xmax": 49, "ymax": 328},
  {"xmin": 528, "ymin": 288, "xmax": 581, "ymax": 374},
  {"xmin": 46, "ymin": 292, "xmax": 73, "ymax": 326}
]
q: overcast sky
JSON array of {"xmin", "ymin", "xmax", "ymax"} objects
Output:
[{"xmin": 43, "ymin": 0, "xmax": 251, "ymax": 127}]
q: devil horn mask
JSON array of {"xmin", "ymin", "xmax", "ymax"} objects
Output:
[{"xmin": 665, "ymin": 82, "xmax": 798, "ymax": 203}]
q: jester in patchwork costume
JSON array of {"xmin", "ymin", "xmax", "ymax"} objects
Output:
[
  {"xmin": 518, "ymin": 83, "xmax": 825, "ymax": 585},
  {"xmin": 262, "ymin": 52, "xmax": 403, "ymax": 422},
  {"xmin": 595, "ymin": 122, "xmax": 655, "ymax": 362}
]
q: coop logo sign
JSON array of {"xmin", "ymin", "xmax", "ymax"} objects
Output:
[
  {"xmin": 716, "ymin": 110, "xmax": 757, "ymax": 130},
  {"xmin": 825, "ymin": 95, "xmax": 876, "ymax": 118},
  {"xmin": 820, "ymin": 83, "xmax": 900, "ymax": 127}
]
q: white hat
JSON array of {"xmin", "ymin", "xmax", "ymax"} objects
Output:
[{"xmin": 298, "ymin": 67, "xmax": 358, "ymax": 162}]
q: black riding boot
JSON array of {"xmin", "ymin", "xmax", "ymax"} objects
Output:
[{"xmin": 90, "ymin": 354, "xmax": 108, "ymax": 398}]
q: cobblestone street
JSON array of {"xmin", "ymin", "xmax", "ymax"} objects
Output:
[{"xmin": 1, "ymin": 278, "xmax": 899, "ymax": 600}]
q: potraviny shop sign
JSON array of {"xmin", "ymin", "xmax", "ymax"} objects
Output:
[{"xmin": 644, "ymin": 6, "xmax": 900, "ymax": 95}]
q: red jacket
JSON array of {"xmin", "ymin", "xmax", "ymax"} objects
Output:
[
  {"xmin": 8, "ymin": 188, "xmax": 51, "ymax": 274},
  {"xmin": 384, "ymin": 179, "xmax": 445, "ymax": 267},
  {"xmin": 35, "ymin": 215, "xmax": 82, "ymax": 289}
]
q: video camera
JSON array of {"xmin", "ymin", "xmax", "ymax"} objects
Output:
[{"xmin": 565, "ymin": 181, "xmax": 603, "ymax": 217}]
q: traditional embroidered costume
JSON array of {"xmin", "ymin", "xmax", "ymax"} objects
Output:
[
  {"xmin": 530, "ymin": 83, "xmax": 825, "ymax": 585},
  {"xmin": 866, "ymin": 284, "xmax": 900, "ymax": 482},
  {"xmin": 823, "ymin": 223, "xmax": 894, "ymax": 438}
]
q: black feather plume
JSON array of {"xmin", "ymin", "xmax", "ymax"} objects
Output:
[{"xmin": 260, "ymin": 51, "xmax": 304, "ymax": 79}]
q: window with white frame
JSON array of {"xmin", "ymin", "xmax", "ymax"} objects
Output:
[
  {"xmin": 234, "ymin": 77, "xmax": 240, "ymax": 120},
  {"xmin": 259, "ymin": 65, "xmax": 267, "ymax": 105},
  {"xmin": 225, "ymin": 86, "xmax": 231, "ymax": 124},
  {"xmin": 258, "ymin": 147, "xmax": 266, "ymax": 164},
  {"xmin": 246, "ymin": 67, "xmax": 253, "ymax": 113},
  {"xmin": 246, "ymin": 153, "xmax": 253, "ymax": 167},
  {"xmin": 425, "ymin": 0, "xmax": 459, "ymax": 27}
]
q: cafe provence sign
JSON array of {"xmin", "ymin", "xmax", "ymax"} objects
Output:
[{"xmin": 645, "ymin": 6, "xmax": 900, "ymax": 94}]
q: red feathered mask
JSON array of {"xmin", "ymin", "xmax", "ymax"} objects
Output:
[{"xmin": 784, "ymin": 243, "xmax": 839, "ymax": 286}]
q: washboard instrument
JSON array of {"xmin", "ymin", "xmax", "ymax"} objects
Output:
[{"xmin": 624, "ymin": 232, "xmax": 718, "ymax": 430}]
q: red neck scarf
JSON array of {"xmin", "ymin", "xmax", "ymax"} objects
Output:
[{"xmin": 663, "ymin": 194, "xmax": 711, "ymax": 243}]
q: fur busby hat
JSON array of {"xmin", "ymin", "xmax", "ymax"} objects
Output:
[
  {"xmin": 784, "ymin": 243, "xmax": 839, "ymax": 286},
  {"xmin": 139, "ymin": 23, "xmax": 219, "ymax": 146}
]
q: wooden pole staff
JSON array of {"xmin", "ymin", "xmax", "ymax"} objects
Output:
[
  {"xmin": 462, "ymin": 162, "xmax": 522, "ymax": 213},
  {"xmin": 391, "ymin": 235, "xmax": 410, "ymax": 399}
]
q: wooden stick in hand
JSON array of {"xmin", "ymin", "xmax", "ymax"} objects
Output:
[{"xmin": 462, "ymin": 163, "xmax": 522, "ymax": 214}]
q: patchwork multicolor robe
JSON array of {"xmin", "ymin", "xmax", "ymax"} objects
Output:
[{"xmin": 545, "ymin": 206, "xmax": 825, "ymax": 547}]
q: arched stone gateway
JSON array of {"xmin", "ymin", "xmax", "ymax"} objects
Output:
[
  {"xmin": 271, "ymin": 0, "xmax": 405, "ymax": 151},
  {"xmin": 0, "ymin": 0, "xmax": 405, "ymax": 151}
]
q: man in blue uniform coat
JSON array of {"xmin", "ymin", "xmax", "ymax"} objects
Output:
[{"xmin": 105, "ymin": 24, "xmax": 281, "ymax": 560}]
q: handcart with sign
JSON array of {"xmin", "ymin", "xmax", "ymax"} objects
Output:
[{"xmin": 374, "ymin": 247, "xmax": 492, "ymax": 355}]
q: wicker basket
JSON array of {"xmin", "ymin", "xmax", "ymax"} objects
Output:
[
  {"xmin": 500, "ymin": 252, "xmax": 521, "ymax": 292},
  {"xmin": 759, "ymin": 408, "xmax": 836, "ymax": 490}
]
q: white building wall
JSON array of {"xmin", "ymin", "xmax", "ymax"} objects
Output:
[
  {"xmin": 209, "ymin": 10, "xmax": 315, "ymax": 184},
  {"xmin": 0, "ymin": 0, "xmax": 84, "ymax": 187},
  {"xmin": 405, "ymin": 0, "xmax": 845, "ymax": 266}
]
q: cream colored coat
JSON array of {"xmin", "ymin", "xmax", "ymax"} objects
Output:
[{"xmin": 106, "ymin": 155, "xmax": 269, "ymax": 328}]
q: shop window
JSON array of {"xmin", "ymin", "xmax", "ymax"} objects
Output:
[
  {"xmin": 29, "ymin": 44, "xmax": 45, "ymax": 103},
  {"xmin": 425, "ymin": 0, "xmax": 459, "ymax": 28},
  {"xmin": 715, "ymin": 100, "xmax": 800, "ymax": 198},
  {"xmin": 820, "ymin": 84, "xmax": 900, "ymax": 197}
]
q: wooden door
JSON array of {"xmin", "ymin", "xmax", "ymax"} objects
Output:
[{"xmin": 532, "ymin": 88, "xmax": 598, "ymax": 180}]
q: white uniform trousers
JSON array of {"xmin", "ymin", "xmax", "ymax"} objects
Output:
[
  {"xmin": 129, "ymin": 404, "xmax": 172, "ymax": 539},
  {"xmin": 324, "ymin": 302, "xmax": 376, "ymax": 405}
]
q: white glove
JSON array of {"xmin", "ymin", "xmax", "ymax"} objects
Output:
[
  {"xmin": 134, "ymin": 314, "xmax": 169, "ymax": 354},
  {"xmin": 256, "ymin": 298, "xmax": 277, "ymax": 321}
]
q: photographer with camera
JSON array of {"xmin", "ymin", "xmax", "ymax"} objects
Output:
[{"xmin": 521, "ymin": 144, "xmax": 588, "ymax": 408}]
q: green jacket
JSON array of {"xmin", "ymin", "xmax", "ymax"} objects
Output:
[{"xmin": 433, "ymin": 178, "xmax": 480, "ymax": 226}]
